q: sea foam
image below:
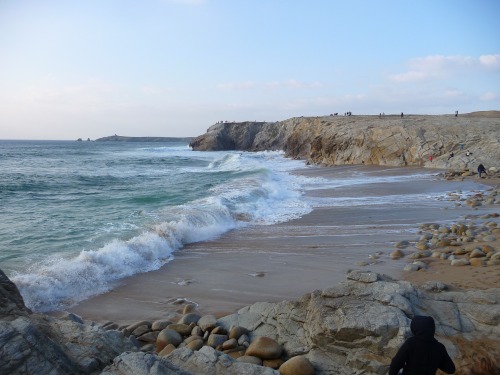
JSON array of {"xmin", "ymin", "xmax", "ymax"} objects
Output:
[{"xmin": 12, "ymin": 150, "xmax": 312, "ymax": 312}]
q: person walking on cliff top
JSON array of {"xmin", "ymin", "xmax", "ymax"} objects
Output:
[{"xmin": 389, "ymin": 316, "xmax": 455, "ymax": 375}]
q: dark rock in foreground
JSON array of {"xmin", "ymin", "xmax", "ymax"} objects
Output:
[{"xmin": 1, "ymin": 268, "xmax": 499, "ymax": 374}]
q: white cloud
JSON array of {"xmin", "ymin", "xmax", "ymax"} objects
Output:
[
  {"xmin": 479, "ymin": 54, "xmax": 500, "ymax": 69},
  {"xmin": 390, "ymin": 54, "xmax": 498, "ymax": 83},
  {"xmin": 480, "ymin": 91, "xmax": 498, "ymax": 101}
]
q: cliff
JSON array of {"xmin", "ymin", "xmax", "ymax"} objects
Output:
[{"xmin": 190, "ymin": 112, "xmax": 500, "ymax": 169}]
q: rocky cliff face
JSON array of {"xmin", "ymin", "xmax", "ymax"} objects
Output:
[{"xmin": 190, "ymin": 112, "xmax": 500, "ymax": 170}]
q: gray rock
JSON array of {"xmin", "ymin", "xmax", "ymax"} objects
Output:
[
  {"xmin": 197, "ymin": 314, "xmax": 217, "ymax": 332},
  {"xmin": 100, "ymin": 351, "xmax": 193, "ymax": 375},
  {"xmin": 166, "ymin": 346, "xmax": 279, "ymax": 375}
]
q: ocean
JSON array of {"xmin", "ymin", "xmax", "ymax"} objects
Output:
[{"xmin": 0, "ymin": 140, "xmax": 453, "ymax": 313}]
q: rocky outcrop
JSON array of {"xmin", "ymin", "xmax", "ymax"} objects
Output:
[
  {"xmin": 217, "ymin": 270, "xmax": 499, "ymax": 375},
  {"xmin": 0, "ymin": 271, "xmax": 137, "ymax": 375},
  {"xmin": 2, "ymin": 268, "xmax": 499, "ymax": 375},
  {"xmin": 190, "ymin": 112, "xmax": 500, "ymax": 169}
]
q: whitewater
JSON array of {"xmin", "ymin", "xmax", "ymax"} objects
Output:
[{"xmin": 0, "ymin": 140, "xmax": 443, "ymax": 312}]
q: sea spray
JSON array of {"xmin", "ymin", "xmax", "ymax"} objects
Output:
[{"xmin": 6, "ymin": 143, "xmax": 312, "ymax": 312}]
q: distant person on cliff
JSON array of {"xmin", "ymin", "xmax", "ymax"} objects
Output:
[
  {"xmin": 389, "ymin": 316, "xmax": 455, "ymax": 375},
  {"xmin": 429, "ymin": 155, "xmax": 433, "ymax": 163},
  {"xmin": 401, "ymin": 112, "xmax": 404, "ymax": 118},
  {"xmin": 477, "ymin": 164, "xmax": 487, "ymax": 178}
]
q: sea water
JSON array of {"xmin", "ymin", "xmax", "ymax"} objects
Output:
[{"xmin": 0, "ymin": 140, "xmax": 445, "ymax": 312}]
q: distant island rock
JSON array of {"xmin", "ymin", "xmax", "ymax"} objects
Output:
[
  {"xmin": 95, "ymin": 135, "xmax": 194, "ymax": 143},
  {"xmin": 190, "ymin": 111, "xmax": 500, "ymax": 170}
]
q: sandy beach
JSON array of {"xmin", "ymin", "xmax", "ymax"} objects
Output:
[{"xmin": 67, "ymin": 165, "xmax": 500, "ymax": 325}]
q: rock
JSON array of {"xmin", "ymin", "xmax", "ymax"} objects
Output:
[
  {"xmin": 156, "ymin": 329, "xmax": 182, "ymax": 352},
  {"xmin": 126, "ymin": 320, "xmax": 151, "ymax": 333},
  {"xmin": 395, "ymin": 240, "xmax": 410, "ymax": 248},
  {"xmin": 451, "ymin": 258, "xmax": 470, "ymax": 266},
  {"xmin": 140, "ymin": 343, "xmax": 155, "ymax": 352},
  {"xmin": 222, "ymin": 338, "xmax": 238, "ymax": 350},
  {"xmin": 279, "ymin": 356, "xmax": 315, "ymax": 375},
  {"xmin": 132, "ymin": 324, "xmax": 151, "ymax": 337},
  {"xmin": 167, "ymin": 346, "xmax": 278, "ymax": 375},
  {"xmin": 197, "ymin": 314, "xmax": 217, "ymax": 331},
  {"xmin": 412, "ymin": 261, "xmax": 427, "ymax": 269},
  {"xmin": 346, "ymin": 270, "xmax": 379, "ymax": 283},
  {"xmin": 263, "ymin": 358, "xmax": 285, "ymax": 369},
  {"xmin": 404, "ymin": 264, "xmax": 421, "ymax": 271},
  {"xmin": 0, "ymin": 269, "xmax": 31, "ymax": 318},
  {"xmin": 470, "ymin": 249, "xmax": 486, "ymax": 258},
  {"xmin": 245, "ymin": 336, "xmax": 283, "ymax": 360},
  {"xmin": 415, "ymin": 241, "xmax": 429, "ymax": 250},
  {"xmin": 237, "ymin": 355, "xmax": 263, "ymax": 365},
  {"xmin": 166, "ymin": 323, "xmax": 193, "ymax": 336},
  {"xmin": 157, "ymin": 343, "xmax": 177, "ymax": 357},
  {"xmin": 0, "ymin": 316, "xmax": 136, "ymax": 375},
  {"xmin": 101, "ymin": 352, "xmax": 192, "ymax": 375},
  {"xmin": 207, "ymin": 333, "xmax": 229, "ymax": 348},
  {"xmin": 469, "ymin": 258, "xmax": 486, "ymax": 267},
  {"xmin": 482, "ymin": 235, "xmax": 497, "ymax": 242},
  {"xmin": 186, "ymin": 338, "xmax": 204, "ymax": 351},
  {"xmin": 191, "ymin": 325, "xmax": 203, "ymax": 337},
  {"xmin": 420, "ymin": 281, "xmax": 448, "ymax": 292},
  {"xmin": 229, "ymin": 325, "xmax": 250, "ymax": 340},
  {"xmin": 212, "ymin": 326, "xmax": 227, "ymax": 335},
  {"xmin": 182, "ymin": 303, "xmax": 196, "ymax": 314},
  {"xmin": 391, "ymin": 249, "xmax": 405, "ymax": 259},
  {"xmin": 178, "ymin": 313, "xmax": 201, "ymax": 325},
  {"xmin": 151, "ymin": 319, "xmax": 172, "ymax": 331},
  {"xmin": 136, "ymin": 331, "xmax": 159, "ymax": 343}
]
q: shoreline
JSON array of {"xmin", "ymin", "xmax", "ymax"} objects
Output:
[{"xmin": 66, "ymin": 165, "xmax": 500, "ymax": 325}]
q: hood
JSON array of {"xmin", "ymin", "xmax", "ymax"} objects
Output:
[{"xmin": 410, "ymin": 316, "xmax": 435, "ymax": 339}]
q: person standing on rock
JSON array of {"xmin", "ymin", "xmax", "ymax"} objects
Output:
[
  {"xmin": 477, "ymin": 164, "xmax": 487, "ymax": 178},
  {"xmin": 389, "ymin": 316, "xmax": 455, "ymax": 375}
]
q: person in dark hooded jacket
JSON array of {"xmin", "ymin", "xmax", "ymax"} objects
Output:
[{"xmin": 389, "ymin": 316, "xmax": 455, "ymax": 375}]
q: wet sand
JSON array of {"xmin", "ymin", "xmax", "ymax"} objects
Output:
[{"xmin": 67, "ymin": 166, "xmax": 499, "ymax": 324}]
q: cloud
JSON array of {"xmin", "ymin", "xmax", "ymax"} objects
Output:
[
  {"xmin": 390, "ymin": 54, "xmax": 499, "ymax": 83},
  {"xmin": 217, "ymin": 79, "xmax": 323, "ymax": 90},
  {"xmin": 480, "ymin": 91, "xmax": 498, "ymax": 101},
  {"xmin": 479, "ymin": 54, "xmax": 500, "ymax": 69}
]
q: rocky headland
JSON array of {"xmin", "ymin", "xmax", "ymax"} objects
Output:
[
  {"xmin": 190, "ymin": 111, "xmax": 500, "ymax": 171},
  {"xmin": 95, "ymin": 135, "xmax": 194, "ymax": 143}
]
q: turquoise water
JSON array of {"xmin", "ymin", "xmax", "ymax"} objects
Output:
[
  {"xmin": 1, "ymin": 140, "xmax": 457, "ymax": 313},
  {"xmin": 0, "ymin": 140, "xmax": 312, "ymax": 311}
]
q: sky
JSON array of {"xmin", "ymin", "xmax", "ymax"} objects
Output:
[{"xmin": 0, "ymin": 0, "xmax": 499, "ymax": 140}]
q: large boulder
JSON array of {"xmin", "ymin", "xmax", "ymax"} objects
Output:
[{"xmin": 0, "ymin": 269, "xmax": 137, "ymax": 375}]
